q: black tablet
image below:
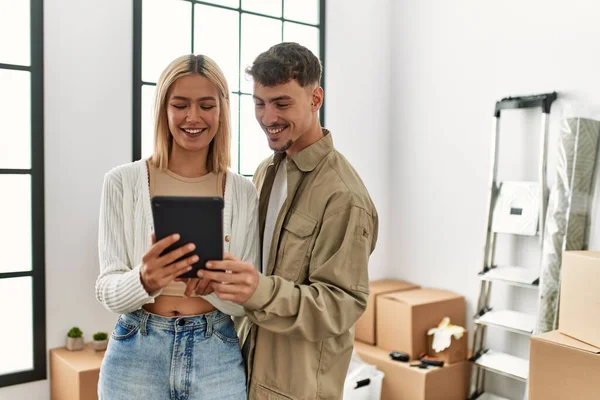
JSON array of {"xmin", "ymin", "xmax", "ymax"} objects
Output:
[{"xmin": 151, "ymin": 196, "xmax": 224, "ymax": 279}]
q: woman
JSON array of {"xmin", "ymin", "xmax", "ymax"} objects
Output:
[{"xmin": 96, "ymin": 54, "xmax": 259, "ymax": 399}]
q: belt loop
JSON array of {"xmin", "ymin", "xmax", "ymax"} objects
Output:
[
  {"xmin": 205, "ymin": 313, "xmax": 214, "ymax": 338},
  {"xmin": 140, "ymin": 310, "xmax": 149, "ymax": 336}
]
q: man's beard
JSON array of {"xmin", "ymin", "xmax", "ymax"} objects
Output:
[{"xmin": 274, "ymin": 139, "xmax": 294, "ymax": 154}]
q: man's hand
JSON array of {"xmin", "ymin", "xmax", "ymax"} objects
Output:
[{"xmin": 198, "ymin": 253, "xmax": 259, "ymax": 304}]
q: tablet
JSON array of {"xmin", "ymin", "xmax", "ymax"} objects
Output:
[{"xmin": 151, "ymin": 196, "xmax": 224, "ymax": 279}]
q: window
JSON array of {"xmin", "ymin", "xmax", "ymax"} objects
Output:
[
  {"xmin": 0, "ymin": 0, "xmax": 46, "ymax": 388},
  {"xmin": 132, "ymin": 0, "xmax": 326, "ymax": 175}
]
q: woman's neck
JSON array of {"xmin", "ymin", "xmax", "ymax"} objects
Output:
[{"xmin": 168, "ymin": 146, "xmax": 209, "ymax": 178}]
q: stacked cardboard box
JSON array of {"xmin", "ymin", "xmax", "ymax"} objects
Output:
[
  {"xmin": 355, "ymin": 279, "xmax": 419, "ymax": 345},
  {"xmin": 353, "ymin": 279, "xmax": 470, "ymax": 400},
  {"xmin": 355, "ymin": 342, "xmax": 470, "ymax": 400},
  {"xmin": 50, "ymin": 343, "xmax": 104, "ymax": 400},
  {"xmin": 557, "ymin": 251, "xmax": 600, "ymax": 348},
  {"xmin": 529, "ymin": 251, "xmax": 600, "ymax": 400}
]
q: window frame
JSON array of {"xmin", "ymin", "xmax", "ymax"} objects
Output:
[
  {"xmin": 0, "ymin": 0, "xmax": 47, "ymax": 388},
  {"xmin": 132, "ymin": 0, "xmax": 327, "ymax": 173}
]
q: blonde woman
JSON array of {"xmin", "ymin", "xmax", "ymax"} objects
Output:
[{"xmin": 96, "ymin": 55, "xmax": 258, "ymax": 399}]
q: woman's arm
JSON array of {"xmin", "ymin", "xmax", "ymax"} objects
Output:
[{"xmin": 95, "ymin": 171, "xmax": 158, "ymax": 314}]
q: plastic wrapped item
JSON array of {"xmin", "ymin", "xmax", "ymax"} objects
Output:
[
  {"xmin": 343, "ymin": 350, "xmax": 384, "ymax": 400},
  {"xmin": 536, "ymin": 100, "xmax": 600, "ymax": 334},
  {"xmin": 427, "ymin": 317, "xmax": 466, "ymax": 353}
]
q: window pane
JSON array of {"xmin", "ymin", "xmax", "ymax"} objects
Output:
[
  {"xmin": 142, "ymin": 0, "xmax": 192, "ymax": 83},
  {"xmin": 0, "ymin": 277, "xmax": 33, "ymax": 375},
  {"xmin": 0, "ymin": 0, "xmax": 30, "ymax": 66},
  {"xmin": 284, "ymin": 0, "xmax": 319, "ymax": 25},
  {"xmin": 0, "ymin": 175, "xmax": 32, "ymax": 273},
  {"xmin": 194, "ymin": 5, "xmax": 240, "ymax": 92},
  {"xmin": 141, "ymin": 85, "xmax": 156, "ymax": 160},
  {"xmin": 242, "ymin": 0, "xmax": 281, "ymax": 18},
  {"xmin": 230, "ymin": 93, "xmax": 240, "ymax": 173},
  {"xmin": 0, "ymin": 70, "xmax": 31, "ymax": 169},
  {"xmin": 239, "ymin": 94, "xmax": 272, "ymax": 175},
  {"xmin": 240, "ymin": 14, "xmax": 282, "ymax": 93},
  {"xmin": 283, "ymin": 22, "xmax": 320, "ymax": 60},
  {"xmin": 201, "ymin": 0, "xmax": 239, "ymax": 8}
]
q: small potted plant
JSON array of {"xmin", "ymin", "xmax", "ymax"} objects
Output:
[
  {"xmin": 92, "ymin": 332, "xmax": 108, "ymax": 351},
  {"xmin": 66, "ymin": 327, "xmax": 84, "ymax": 351}
]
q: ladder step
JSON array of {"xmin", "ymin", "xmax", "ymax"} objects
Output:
[
  {"xmin": 476, "ymin": 393, "xmax": 511, "ymax": 400},
  {"xmin": 481, "ymin": 266, "xmax": 539, "ymax": 288},
  {"xmin": 475, "ymin": 310, "xmax": 535, "ymax": 335},
  {"xmin": 473, "ymin": 350, "xmax": 529, "ymax": 382}
]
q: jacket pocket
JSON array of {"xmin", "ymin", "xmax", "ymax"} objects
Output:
[
  {"xmin": 256, "ymin": 384, "xmax": 293, "ymax": 399},
  {"xmin": 275, "ymin": 211, "xmax": 317, "ymax": 283}
]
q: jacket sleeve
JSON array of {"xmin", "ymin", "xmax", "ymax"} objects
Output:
[
  {"xmin": 95, "ymin": 171, "xmax": 159, "ymax": 314},
  {"xmin": 242, "ymin": 204, "xmax": 376, "ymax": 342}
]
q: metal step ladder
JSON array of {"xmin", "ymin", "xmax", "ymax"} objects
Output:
[{"xmin": 469, "ymin": 92, "xmax": 557, "ymax": 400}]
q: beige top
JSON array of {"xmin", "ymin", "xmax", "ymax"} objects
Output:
[{"xmin": 148, "ymin": 162, "xmax": 223, "ymax": 297}]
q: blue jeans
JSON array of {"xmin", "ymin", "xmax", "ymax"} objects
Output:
[{"xmin": 98, "ymin": 309, "xmax": 246, "ymax": 400}]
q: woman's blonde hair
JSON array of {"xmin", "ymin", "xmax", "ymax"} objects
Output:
[{"xmin": 149, "ymin": 54, "xmax": 231, "ymax": 172}]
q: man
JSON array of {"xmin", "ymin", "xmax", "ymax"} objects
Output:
[{"xmin": 200, "ymin": 42, "xmax": 378, "ymax": 399}]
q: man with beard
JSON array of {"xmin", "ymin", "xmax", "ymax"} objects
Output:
[{"xmin": 200, "ymin": 42, "xmax": 378, "ymax": 399}]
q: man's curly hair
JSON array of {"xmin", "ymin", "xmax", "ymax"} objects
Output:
[{"xmin": 245, "ymin": 42, "xmax": 322, "ymax": 88}]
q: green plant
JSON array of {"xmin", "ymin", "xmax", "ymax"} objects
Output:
[
  {"xmin": 93, "ymin": 332, "xmax": 108, "ymax": 341},
  {"xmin": 67, "ymin": 327, "xmax": 83, "ymax": 338}
]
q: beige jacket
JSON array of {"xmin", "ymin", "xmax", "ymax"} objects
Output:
[{"xmin": 241, "ymin": 130, "xmax": 378, "ymax": 399}]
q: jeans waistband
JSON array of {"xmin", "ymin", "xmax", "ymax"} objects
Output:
[{"xmin": 123, "ymin": 308, "xmax": 230, "ymax": 336}]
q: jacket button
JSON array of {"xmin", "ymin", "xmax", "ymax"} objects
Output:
[{"xmin": 224, "ymin": 235, "xmax": 230, "ymax": 242}]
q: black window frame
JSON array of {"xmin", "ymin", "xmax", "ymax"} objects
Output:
[
  {"xmin": 0, "ymin": 0, "xmax": 47, "ymax": 388},
  {"xmin": 132, "ymin": 0, "xmax": 327, "ymax": 173}
]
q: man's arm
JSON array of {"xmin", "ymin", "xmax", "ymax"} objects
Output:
[{"xmin": 202, "ymin": 203, "xmax": 377, "ymax": 342}]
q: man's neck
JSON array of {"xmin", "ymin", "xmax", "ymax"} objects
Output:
[{"xmin": 286, "ymin": 120, "xmax": 323, "ymax": 158}]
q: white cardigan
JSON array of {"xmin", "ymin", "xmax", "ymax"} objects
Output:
[{"xmin": 95, "ymin": 159, "xmax": 260, "ymax": 317}]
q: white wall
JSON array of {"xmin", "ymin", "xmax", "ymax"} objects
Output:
[
  {"xmin": 390, "ymin": 0, "xmax": 600, "ymax": 398},
  {"xmin": 0, "ymin": 0, "xmax": 392, "ymax": 398},
  {"xmin": 325, "ymin": 0, "xmax": 392, "ymax": 280}
]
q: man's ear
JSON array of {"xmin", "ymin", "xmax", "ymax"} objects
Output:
[{"xmin": 311, "ymin": 86, "xmax": 324, "ymax": 111}]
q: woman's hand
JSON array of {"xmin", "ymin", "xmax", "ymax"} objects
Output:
[
  {"xmin": 175, "ymin": 277, "xmax": 214, "ymax": 297},
  {"xmin": 140, "ymin": 233, "xmax": 199, "ymax": 293}
]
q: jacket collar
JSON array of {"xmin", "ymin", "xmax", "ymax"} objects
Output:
[{"xmin": 271, "ymin": 128, "xmax": 333, "ymax": 172}]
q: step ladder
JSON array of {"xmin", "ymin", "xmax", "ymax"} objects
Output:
[{"xmin": 469, "ymin": 92, "xmax": 557, "ymax": 400}]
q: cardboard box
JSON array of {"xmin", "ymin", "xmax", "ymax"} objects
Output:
[
  {"xmin": 559, "ymin": 251, "xmax": 600, "ymax": 348},
  {"xmin": 354, "ymin": 341, "xmax": 470, "ymax": 400},
  {"xmin": 426, "ymin": 332, "xmax": 467, "ymax": 364},
  {"xmin": 376, "ymin": 288, "xmax": 465, "ymax": 359},
  {"xmin": 50, "ymin": 343, "xmax": 105, "ymax": 400},
  {"xmin": 355, "ymin": 279, "xmax": 419, "ymax": 345},
  {"xmin": 529, "ymin": 330, "xmax": 600, "ymax": 400}
]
